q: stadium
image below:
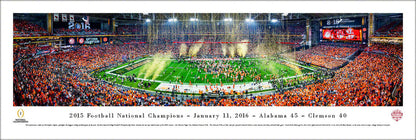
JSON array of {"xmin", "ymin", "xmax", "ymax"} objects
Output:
[{"xmin": 13, "ymin": 13, "xmax": 403, "ymax": 106}]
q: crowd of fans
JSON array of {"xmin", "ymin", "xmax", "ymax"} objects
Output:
[
  {"xmin": 294, "ymin": 52, "xmax": 347, "ymax": 69},
  {"xmin": 280, "ymin": 44, "xmax": 358, "ymax": 69},
  {"xmin": 365, "ymin": 43, "xmax": 403, "ymax": 58},
  {"xmin": 13, "ymin": 44, "xmax": 155, "ymax": 106},
  {"xmin": 12, "ymin": 18, "xmax": 402, "ymax": 106},
  {"xmin": 318, "ymin": 42, "xmax": 367, "ymax": 49},
  {"xmin": 13, "ymin": 40, "xmax": 402, "ymax": 106},
  {"xmin": 373, "ymin": 21, "xmax": 403, "ymax": 37},
  {"xmin": 117, "ymin": 25, "xmax": 144, "ymax": 35},
  {"xmin": 13, "ymin": 20, "xmax": 50, "ymax": 37},
  {"xmin": 300, "ymin": 45, "xmax": 358, "ymax": 58},
  {"xmin": 13, "ymin": 42, "xmax": 53, "ymax": 63}
]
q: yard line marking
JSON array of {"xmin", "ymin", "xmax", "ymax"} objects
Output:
[
  {"xmin": 175, "ymin": 62, "xmax": 187, "ymax": 83},
  {"xmin": 184, "ymin": 66, "xmax": 192, "ymax": 83},
  {"xmin": 163, "ymin": 60, "xmax": 182, "ymax": 81},
  {"xmin": 106, "ymin": 58, "xmax": 148, "ymax": 75}
]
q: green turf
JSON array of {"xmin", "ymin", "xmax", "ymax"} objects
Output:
[
  {"xmin": 123, "ymin": 58, "xmax": 313, "ymax": 84},
  {"xmin": 94, "ymin": 57, "xmax": 316, "ymax": 93}
]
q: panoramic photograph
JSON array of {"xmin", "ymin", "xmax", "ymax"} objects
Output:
[{"xmin": 13, "ymin": 13, "xmax": 403, "ymax": 106}]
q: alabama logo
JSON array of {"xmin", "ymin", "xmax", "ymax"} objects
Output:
[
  {"xmin": 69, "ymin": 38, "xmax": 75, "ymax": 44},
  {"xmin": 391, "ymin": 109, "xmax": 403, "ymax": 122}
]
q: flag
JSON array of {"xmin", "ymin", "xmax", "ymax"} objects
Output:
[
  {"xmin": 82, "ymin": 16, "xmax": 89, "ymax": 24},
  {"xmin": 62, "ymin": 14, "xmax": 67, "ymax": 22},
  {"xmin": 69, "ymin": 15, "xmax": 75, "ymax": 22},
  {"xmin": 53, "ymin": 13, "xmax": 59, "ymax": 22}
]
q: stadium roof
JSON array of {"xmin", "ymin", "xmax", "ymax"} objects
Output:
[
  {"xmin": 15, "ymin": 13, "xmax": 400, "ymax": 23},
  {"xmin": 82, "ymin": 13, "xmax": 371, "ymax": 21}
]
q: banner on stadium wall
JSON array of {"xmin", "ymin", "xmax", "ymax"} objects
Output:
[
  {"xmin": 321, "ymin": 17, "xmax": 364, "ymax": 28},
  {"xmin": 78, "ymin": 38, "xmax": 85, "ymax": 44},
  {"xmin": 66, "ymin": 37, "xmax": 109, "ymax": 45},
  {"xmin": 53, "ymin": 13, "xmax": 59, "ymax": 22},
  {"xmin": 67, "ymin": 37, "xmax": 77, "ymax": 45},
  {"xmin": 84, "ymin": 37, "xmax": 100, "ymax": 45},
  {"xmin": 102, "ymin": 37, "xmax": 109, "ymax": 43},
  {"xmin": 53, "ymin": 15, "xmax": 99, "ymax": 30},
  {"xmin": 69, "ymin": 15, "xmax": 74, "ymax": 22},
  {"xmin": 62, "ymin": 14, "xmax": 67, "ymax": 22}
]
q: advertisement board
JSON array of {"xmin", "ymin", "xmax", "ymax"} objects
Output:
[
  {"xmin": 67, "ymin": 37, "xmax": 77, "ymax": 45},
  {"xmin": 84, "ymin": 37, "xmax": 100, "ymax": 45},
  {"xmin": 321, "ymin": 17, "xmax": 364, "ymax": 28},
  {"xmin": 66, "ymin": 37, "xmax": 109, "ymax": 45}
]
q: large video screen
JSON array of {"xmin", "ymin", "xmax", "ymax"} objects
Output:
[{"xmin": 322, "ymin": 28, "xmax": 362, "ymax": 41}]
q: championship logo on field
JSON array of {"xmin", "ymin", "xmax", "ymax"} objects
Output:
[{"xmin": 391, "ymin": 109, "xmax": 403, "ymax": 122}]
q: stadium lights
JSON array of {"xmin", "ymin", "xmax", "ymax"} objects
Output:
[
  {"xmin": 190, "ymin": 18, "xmax": 199, "ymax": 21},
  {"xmin": 245, "ymin": 18, "xmax": 254, "ymax": 22},
  {"xmin": 271, "ymin": 19, "xmax": 278, "ymax": 23},
  {"xmin": 224, "ymin": 18, "xmax": 232, "ymax": 22},
  {"xmin": 145, "ymin": 19, "xmax": 151, "ymax": 22},
  {"xmin": 168, "ymin": 18, "xmax": 177, "ymax": 22}
]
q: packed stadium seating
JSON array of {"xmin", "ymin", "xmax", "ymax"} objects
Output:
[
  {"xmin": 13, "ymin": 20, "xmax": 50, "ymax": 37},
  {"xmin": 280, "ymin": 44, "xmax": 360, "ymax": 69},
  {"xmin": 12, "ymin": 14, "xmax": 403, "ymax": 107},
  {"xmin": 13, "ymin": 38, "xmax": 403, "ymax": 106},
  {"xmin": 365, "ymin": 43, "xmax": 403, "ymax": 58},
  {"xmin": 373, "ymin": 21, "xmax": 403, "ymax": 37}
]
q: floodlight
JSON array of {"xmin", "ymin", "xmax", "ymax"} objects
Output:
[
  {"xmin": 168, "ymin": 18, "xmax": 177, "ymax": 22},
  {"xmin": 224, "ymin": 18, "xmax": 232, "ymax": 22},
  {"xmin": 245, "ymin": 18, "xmax": 254, "ymax": 22}
]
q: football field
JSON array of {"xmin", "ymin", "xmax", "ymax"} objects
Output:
[{"xmin": 95, "ymin": 57, "xmax": 315, "ymax": 93}]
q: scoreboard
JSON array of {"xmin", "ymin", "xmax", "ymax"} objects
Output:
[
  {"xmin": 320, "ymin": 17, "xmax": 368, "ymax": 43},
  {"xmin": 322, "ymin": 28, "xmax": 362, "ymax": 41}
]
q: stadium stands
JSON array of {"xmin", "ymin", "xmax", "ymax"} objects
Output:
[
  {"xmin": 13, "ymin": 20, "xmax": 50, "ymax": 37},
  {"xmin": 365, "ymin": 43, "xmax": 403, "ymax": 58},
  {"xmin": 12, "ymin": 13, "xmax": 403, "ymax": 106},
  {"xmin": 373, "ymin": 21, "xmax": 403, "ymax": 37}
]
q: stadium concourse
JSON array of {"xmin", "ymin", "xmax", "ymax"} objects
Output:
[{"xmin": 13, "ymin": 13, "xmax": 402, "ymax": 106}]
